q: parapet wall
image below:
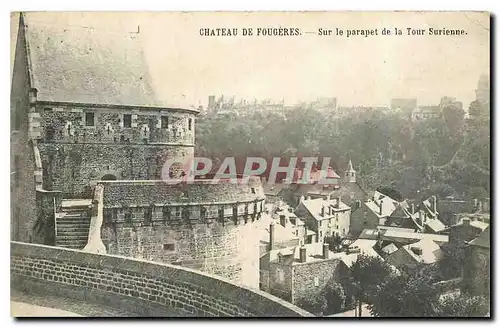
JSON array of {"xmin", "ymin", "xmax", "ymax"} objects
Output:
[
  {"xmin": 11, "ymin": 242, "xmax": 312, "ymax": 317},
  {"xmin": 99, "ymin": 178, "xmax": 266, "ymax": 207}
]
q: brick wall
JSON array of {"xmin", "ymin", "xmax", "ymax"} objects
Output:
[{"xmin": 11, "ymin": 242, "xmax": 312, "ymax": 317}]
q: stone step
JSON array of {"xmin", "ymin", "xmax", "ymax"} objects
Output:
[
  {"xmin": 55, "ymin": 243, "xmax": 86, "ymax": 250},
  {"xmin": 56, "ymin": 230, "xmax": 89, "ymax": 237},
  {"xmin": 56, "ymin": 221, "xmax": 89, "ymax": 226},
  {"xmin": 56, "ymin": 234, "xmax": 89, "ymax": 242}
]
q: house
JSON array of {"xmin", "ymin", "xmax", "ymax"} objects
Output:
[
  {"xmin": 463, "ymin": 227, "xmax": 490, "ymax": 298},
  {"xmin": 260, "ymin": 243, "xmax": 351, "ymax": 303},
  {"xmin": 437, "ymin": 197, "xmax": 477, "ymax": 226},
  {"xmin": 262, "ymin": 181, "xmax": 286, "ymax": 204},
  {"xmin": 290, "ymin": 159, "xmax": 368, "ymax": 207},
  {"xmin": 349, "ymin": 191, "xmax": 399, "ymax": 238},
  {"xmin": 385, "ymin": 238, "xmax": 444, "ymax": 270},
  {"xmin": 259, "ymin": 220, "xmax": 301, "ymax": 257},
  {"xmin": 443, "ymin": 218, "xmax": 489, "ymax": 246},
  {"xmin": 294, "ymin": 195, "xmax": 351, "ymax": 243},
  {"xmin": 358, "ymin": 228, "xmax": 449, "ymax": 247}
]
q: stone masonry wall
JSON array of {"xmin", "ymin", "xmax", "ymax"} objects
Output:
[
  {"xmin": 291, "ymin": 259, "xmax": 350, "ymax": 305},
  {"xmin": 37, "ymin": 143, "xmax": 194, "ymax": 197},
  {"xmin": 11, "ymin": 242, "xmax": 312, "ymax": 317}
]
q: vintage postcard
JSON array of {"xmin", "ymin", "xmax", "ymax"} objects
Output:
[{"xmin": 10, "ymin": 11, "xmax": 490, "ymax": 318}]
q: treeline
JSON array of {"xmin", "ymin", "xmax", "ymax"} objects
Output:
[{"xmin": 195, "ymin": 100, "xmax": 490, "ymax": 200}]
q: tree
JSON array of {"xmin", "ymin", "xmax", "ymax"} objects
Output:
[
  {"xmin": 437, "ymin": 294, "xmax": 489, "ymax": 317},
  {"xmin": 296, "ymin": 293, "xmax": 328, "ymax": 316},
  {"xmin": 323, "ymin": 282, "xmax": 346, "ymax": 315},
  {"xmin": 368, "ymin": 273, "xmax": 440, "ymax": 317},
  {"xmin": 349, "ymin": 254, "xmax": 395, "ymax": 316}
]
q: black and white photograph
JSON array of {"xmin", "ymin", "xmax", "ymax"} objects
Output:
[{"xmin": 9, "ymin": 11, "xmax": 491, "ymax": 318}]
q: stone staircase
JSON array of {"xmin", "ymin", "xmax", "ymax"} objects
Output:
[{"xmin": 55, "ymin": 199, "xmax": 92, "ymax": 250}]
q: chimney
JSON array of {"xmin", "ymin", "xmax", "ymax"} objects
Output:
[
  {"xmin": 323, "ymin": 243, "xmax": 330, "ymax": 259},
  {"xmin": 411, "ymin": 203, "xmax": 415, "ymax": 215},
  {"xmin": 463, "ymin": 218, "xmax": 470, "ymax": 226},
  {"xmin": 299, "ymin": 195, "xmax": 305, "ymax": 204},
  {"xmin": 379, "ymin": 200, "xmax": 384, "ymax": 216},
  {"xmin": 321, "ymin": 205, "xmax": 325, "ymax": 216},
  {"xmin": 411, "ymin": 246, "xmax": 422, "ymax": 256},
  {"xmin": 269, "ymin": 223, "xmax": 275, "ymax": 251},
  {"xmin": 336, "ymin": 196, "xmax": 341, "ymax": 208},
  {"xmin": 431, "ymin": 196, "xmax": 437, "ymax": 213},
  {"xmin": 418, "ymin": 210, "xmax": 423, "ymax": 224},
  {"xmin": 326, "ymin": 194, "xmax": 331, "ymax": 201},
  {"xmin": 299, "ymin": 245, "xmax": 307, "ymax": 263},
  {"xmin": 307, "ymin": 195, "xmax": 312, "ymax": 200},
  {"xmin": 473, "ymin": 198, "xmax": 478, "ymax": 209}
]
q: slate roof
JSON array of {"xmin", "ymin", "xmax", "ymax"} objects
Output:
[
  {"xmin": 468, "ymin": 226, "xmax": 490, "ymax": 249},
  {"xmin": 299, "ymin": 197, "xmax": 350, "ymax": 221},
  {"xmin": 359, "ymin": 228, "xmax": 448, "ymax": 245},
  {"xmin": 23, "ymin": 15, "xmax": 188, "ymax": 109},
  {"xmin": 382, "ymin": 243, "xmax": 399, "ymax": 255},
  {"xmin": 267, "ymin": 243, "xmax": 340, "ymax": 265},
  {"xmin": 426, "ymin": 218, "xmax": 447, "ymax": 233},
  {"xmin": 401, "ymin": 238, "xmax": 443, "ymax": 264},
  {"xmin": 445, "ymin": 218, "xmax": 489, "ymax": 232}
]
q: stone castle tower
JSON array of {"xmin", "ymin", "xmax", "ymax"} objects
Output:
[{"xmin": 11, "ymin": 13, "xmax": 264, "ymax": 288}]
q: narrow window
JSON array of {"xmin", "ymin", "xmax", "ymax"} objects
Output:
[
  {"xmin": 251, "ymin": 188, "xmax": 256, "ymax": 194},
  {"xmin": 123, "ymin": 114, "xmax": 132, "ymax": 128},
  {"xmin": 85, "ymin": 112, "xmax": 95, "ymax": 126},
  {"xmin": 188, "ymin": 118, "xmax": 192, "ymax": 131},
  {"xmin": 161, "ymin": 116, "xmax": 169, "ymax": 129},
  {"xmin": 314, "ymin": 276, "xmax": 319, "ymax": 287}
]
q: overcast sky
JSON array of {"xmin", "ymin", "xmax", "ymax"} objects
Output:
[{"xmin": 11, "ymin": 12, "xmax": 489, "ymax": 107}]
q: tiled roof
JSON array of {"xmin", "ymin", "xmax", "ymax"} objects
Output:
[{"xmin": 23, "ymin": 15, "xmax": 181, "ymax": 109}]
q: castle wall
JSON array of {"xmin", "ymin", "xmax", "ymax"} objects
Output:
[
  {"xmin": 10, "ymin": 15, "xmax": 39, "ymax": 243},
  {"xmin": 37, "ymin": 143, "xmax": 194, "ymax": 197},
  {"xmin": 11, "ymin": 242, "xmax": 312, "ymax": 317},
  {"xmin": 99, "ymin": 179, "xmax": 265, "ymax": 289}
]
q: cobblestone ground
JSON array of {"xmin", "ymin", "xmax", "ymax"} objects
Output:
[{"xmin": 11, "ymin": 290, "xmax": 144, "ymax": 317}]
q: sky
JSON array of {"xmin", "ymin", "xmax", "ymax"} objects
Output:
[{"xmin": 11, "ymin": 12, "xmax": 490, "ymax": 108}]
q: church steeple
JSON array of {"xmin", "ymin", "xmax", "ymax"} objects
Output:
[{"xmin": 345, "ymin": 159, "xmax": 356, "ymax": 183}]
